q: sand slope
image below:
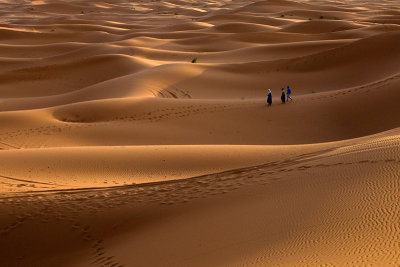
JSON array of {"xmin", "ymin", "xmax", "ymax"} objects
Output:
[
  {"xmin": 1, "ymin": 130, "xmax": 399, "ymax": 266},
  {"xmin": 0, "ymin": 0, "xmax": 399, "ymax": 266}
]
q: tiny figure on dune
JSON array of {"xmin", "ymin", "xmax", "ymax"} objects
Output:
[
  {"xmin": 287, "ymin": 85, "xmax": 292, "ymax": 101},
  {"xmin": 267, "ymin": 89, "xmax": 272, "ymax": 106},
  {"xmin": 281, "ymin": 88, "xmax": 286, "ymax": 104}
]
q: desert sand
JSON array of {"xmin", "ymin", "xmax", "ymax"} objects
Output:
[{"xmin": 0, "ymin": 0, "xmax": 399, "ymax": 265}]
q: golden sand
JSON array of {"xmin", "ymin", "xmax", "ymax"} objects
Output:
[{"xmin": 0, "ymin": 0, "xmax": 399, "ymax": 265}]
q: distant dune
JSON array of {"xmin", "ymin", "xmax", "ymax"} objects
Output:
[{"xmin": 0, "ymin": 0, "xmax": 399, "ymax": 266}]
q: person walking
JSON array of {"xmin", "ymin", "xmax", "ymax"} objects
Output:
[
  {"xmin": 281, "ymin": 88, "xmax": 286, "ymax": 104},
  {"xmin": 267, "ymin": 89, "xmax": 272, "ymax": 106},
  {"xmin": 287, "ymin": 85, "xmax": 292, "ymax": 101}
]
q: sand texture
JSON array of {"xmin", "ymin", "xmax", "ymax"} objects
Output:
[{"xmin": 0, "ymin": 0, "xmax": 399, "ymax": 266}]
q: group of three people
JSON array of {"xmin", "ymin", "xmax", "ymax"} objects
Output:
[{"xmin": 267, "ymin": 86, "xmax": 292, "ymax": 106}]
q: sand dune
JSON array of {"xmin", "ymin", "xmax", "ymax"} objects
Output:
[
  {"xmin": 1, "ymin": 130, "xmax": 399, "ymax": 266},
  {"xmin": 280, "ymin": 19, "xmax": 364, "ymax": 33},
  {"xmin": 0, "ymin": 145, "xmax": 315, "ymax": 193},
  {"xmin": 0, "ymin": 54, "xmax": 152, "ymax": 97},
  {"xmin": 209, "ymin": 22, "xmax": 279, "ymax": 33},
  {"xmin": 237, "ymin": 0, "xmax": 314, "ymax": 13},
  {"xmin": 0, "ymin": 0, "xmax": 399, "ymax": 266},
  {"xmin": 203, "ymin": 13, "xmax": 290, "ymax": 27}
]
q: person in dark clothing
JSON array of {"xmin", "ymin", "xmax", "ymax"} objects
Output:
[
  {"xmin": 287, "ymin": 85, "xmax": 292, "ymax": 101},
  {"xmin": 267, "ymin": 89, "xmax": 272, "ymax": 106},
  {"xmin": 281, "ymin": 88, "xmax": 286, "ymax": 104}
]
